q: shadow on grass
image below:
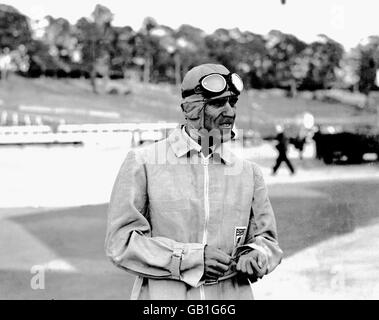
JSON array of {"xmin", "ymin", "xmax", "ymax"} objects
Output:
[
  {"xmin": 271, "ymin": 179, "xmax": 379, "ymax": 257},
  {"xmin": 7, "ymin": 204, "xmax": 134, "ymax": 299}
]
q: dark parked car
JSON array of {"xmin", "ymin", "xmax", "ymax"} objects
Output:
[{"xmin": 313, "ymin": 124, "xmax": 379, "ymax": 164}]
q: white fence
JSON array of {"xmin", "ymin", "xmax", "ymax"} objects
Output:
[{"xmin": 0, "ymin": 122, "xmax": 178, "ymax": 146}]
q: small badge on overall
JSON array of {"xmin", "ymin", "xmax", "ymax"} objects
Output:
[{"xmin": 234, "ymin": 226, "xmax": 247, "ymax": 247}]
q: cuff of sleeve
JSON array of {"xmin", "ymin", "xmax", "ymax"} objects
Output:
[
  {"xmin": 246, "ymin": 243, "xmax": 269, "ymax": 257},
  {"xmin": 179, "ymin": 243, "xmax": 205, "ymax": 287}
]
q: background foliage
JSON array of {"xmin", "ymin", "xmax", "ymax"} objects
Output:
[{"xmin": 0, "ymin": 3, "xmax": 378, "ymax": 95}]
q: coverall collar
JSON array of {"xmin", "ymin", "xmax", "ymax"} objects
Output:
[{"xmin": 167, "ymin": 125, "xmax": 236, "ymax": 165}]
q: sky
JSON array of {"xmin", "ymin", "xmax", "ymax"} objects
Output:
[{"xmin": 3, "ymin": 0, "xmax": 379, "ymax": 50}]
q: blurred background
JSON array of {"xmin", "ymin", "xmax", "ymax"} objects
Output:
[{"xmin": 0, "ymin": 0, "xmax": 378, "ymax": 299}]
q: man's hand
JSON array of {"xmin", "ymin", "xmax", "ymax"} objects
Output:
[
  {"xmin": 203, "ymin": 245, "xmax": 232, "ymax": 280},
  {"xmin": 236, "ymin": 250, "xmax": 268, "ymax": 280}
]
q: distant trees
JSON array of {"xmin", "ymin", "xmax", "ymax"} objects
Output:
[
  {"xmin": 111, "ymin": 26, "xmax": 134, "ymax": 79},
  {"xmin": 0, "ymin": 4, "xmax": 32, "ymax": 78},
  {"xmin": 176, "ymin": 24, "xmax": 209, "ymax": 82},
  {"xmin": 0, "ymin": 4, "xmax": 32, "ymax": 50},
  {"xmin": 351, "ymin": 36, "xmax": 379, "ymax": 107},
  {"xmin": 1, "ymin": 2, "xmax": 378, "ymax": 97},
  {"xmin": 139, "ymin": 17, "xmax": 159, "ymax": 83},
  {"xmin": 358, "ymin": 37, "xmax": 379, "ymax": 90},
  {"xmin": 75, "ymin": 4, "xmax": 116, "ymax": 93},
  {"xmin": 150, "ymin": 24, "xmax": 180, "ymax": 84},
  {"xmin": 36, "ymin": 16, "xmax": 78, "ymax": 76},
  {"xmin": 264, "ymin": 30, "xmax": 307, "ymax": 96},
  {"xmin": 300, "ymin": 35, "xmax": 344, "ymax": 90}
]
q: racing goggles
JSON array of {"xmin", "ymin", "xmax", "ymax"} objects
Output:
[{"xmin": 182, "ymin": 73, "xmax": 244, "ymax": 99}]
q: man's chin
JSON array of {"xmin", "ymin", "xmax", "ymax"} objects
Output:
[{"xmin": 219, "ymin": 128, "xmax": 233, "ymax": 142}]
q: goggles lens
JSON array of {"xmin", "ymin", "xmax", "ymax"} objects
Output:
[
  {"xmin": 201, "ymin": 74, "xmax": 227, "ymax": 93},
  {"xmin": 231, "ymin": 73, "xmax": 244, "ymax": 92}
]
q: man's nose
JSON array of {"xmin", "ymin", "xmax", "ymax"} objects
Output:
[{"xmin": 222, "ymin": 102, "xmax": 235, "ymax": 117}]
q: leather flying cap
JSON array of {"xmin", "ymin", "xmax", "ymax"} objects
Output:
[{"xmin": 181, "ymin": 63, "xmax": 236, "ymax": 103}]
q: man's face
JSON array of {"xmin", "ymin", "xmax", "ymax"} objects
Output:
[{"xmin": 203, "ymin": 95, "xmax": 238, "ymax": 138}]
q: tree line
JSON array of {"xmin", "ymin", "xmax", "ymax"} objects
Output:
[{"xmin": 1, "ymin": 3, "xmax": 378, "ymax": 96}]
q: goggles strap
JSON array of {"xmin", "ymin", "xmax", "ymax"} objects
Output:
[{"xmin": 182, "ymin": 89, "xmax": 194, "ymax": 99}]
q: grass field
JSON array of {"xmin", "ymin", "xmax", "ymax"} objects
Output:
[{"xmin": 0, "ymin": 75, "xmax": 377, "ymax": 137}]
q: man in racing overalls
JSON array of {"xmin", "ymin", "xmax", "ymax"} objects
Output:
[{"xmin": 105, "ymin": 63, "xmax": 283, "ymax": 299}]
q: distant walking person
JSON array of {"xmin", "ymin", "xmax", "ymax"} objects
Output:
[{"xmin": 272, "ymin": 127, "xmax": 295, "ymax": 175}]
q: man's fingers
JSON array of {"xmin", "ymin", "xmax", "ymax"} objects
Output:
[
  {"xmin": 204, "ymin": 246, "xmax": 233, "ymax": 281},
  {"xmin": 257, "ymin": 253, "xmax": 267, "ymax": 269},
  {"xmin": 236, "ymin": 259, "xmax": 242, "ymax": 272},
  {"xmin": 206, "ymin": 266, "xmax": 224, "ymax": 278},
  {"xmin": 236, "ymin": 257, "xmax": 249, "ymax": 273},
  {"xmin": 207, "ymin": 260, "xmax": 229, "ymax": 272},
  {"xmin": 246, "ymin": 260, "xmax": 255, "ymax": 275},
  {"xmin": 250, "ymin": 258, "xmax": 260, "ymax": 271},
  {"xmin": 235, "ymin": 251, "xmax": 268, "ymax": 279},
  {"xmin": 215, "ymin": 262, "xmax": 230, "ymax": 273},
  {"xmin": 205, "ymin": 246, "xmax": 231, "ymax": 265},
  {"xmin": 251, "ymin": 258, "xmax": 265, "ymax": 278},
  {"xmin": 241, "ymin": 259, "xmax": 247, "ymax": 273},
  {"xmin": 257, "ymin": 254, "xmax": 263, "ymax": 269},
  {"xmin": 213, "ymin": 250, "xmax": 232, "ymax": 265}
]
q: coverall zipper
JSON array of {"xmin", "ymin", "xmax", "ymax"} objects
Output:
[{"xmin": 200, "ymin": 155, "xmax": 210, "ymax": 300}]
